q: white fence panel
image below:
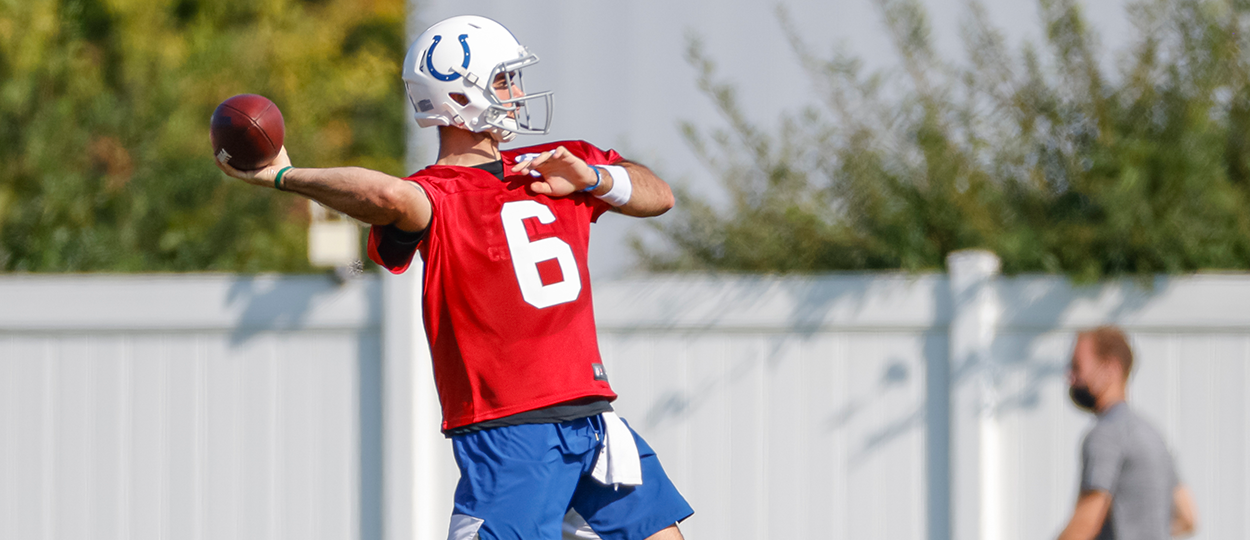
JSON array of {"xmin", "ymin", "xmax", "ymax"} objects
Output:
[
  {"xmin": 4, "ymin": 267, "xmax": 1250, "ymax": 540},
  {"xmin": 594, "ymin": 275, "xmax": 950, "ymax": 540},
  {"xmin": 0, "ymin": 275, "xmax": 384, "ymax": 540}
]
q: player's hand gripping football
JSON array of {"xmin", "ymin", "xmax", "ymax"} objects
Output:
[
  {"xmin": 510, "ymin": 146, "xmax": 600, "ymax": 197},
  {"xmin": 215, "ymin": 146, "xmax": 293, "ymax": 188}
]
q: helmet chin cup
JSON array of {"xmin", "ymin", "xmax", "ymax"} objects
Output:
[
  {"xmin": 402, "ymin": 15, "xmax": 554, "ymax": 141},
  {"xmin": 483, "ymin": 90, "xmax": 553, "ymax": 139},
  {"xmin": 485, "ymin": 122, "xmax": 516, "ymax": 143}
]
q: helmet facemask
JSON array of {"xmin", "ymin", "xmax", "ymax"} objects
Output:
[{"xmin": 479, "ymin": 52, "xmax": 553, "ymax": 140}]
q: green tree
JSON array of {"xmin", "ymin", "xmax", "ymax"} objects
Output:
[
  {"xmin": 642, "ymin": 0, "xmax": 1250, "ymax": 280},
  {"xmin": 0, "ymin": 0, "xmax": 406, "ymax": 271}
]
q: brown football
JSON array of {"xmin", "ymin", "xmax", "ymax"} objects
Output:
[{"xmin": 210, "ymin": 94, "xmax": 284, "ymax": 171}]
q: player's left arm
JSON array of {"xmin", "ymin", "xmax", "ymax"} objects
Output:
[
  {"xmin": 511, "ymin": 146, "xmax": 674, "ymax": 217},
  {"xmin": 594, "ymin": 160, "xmax": 674, "ymax": 217}
]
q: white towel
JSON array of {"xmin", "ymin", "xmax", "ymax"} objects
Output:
[{"xmin": 590, "ymin": 412, "xmax": 643, "ymax": 487}]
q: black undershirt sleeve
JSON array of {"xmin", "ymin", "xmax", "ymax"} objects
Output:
[
  {"xmin": 384, "ymin": 224, "xmax": 425, "ymax": 245},
  {"xmin": 373, "ymin": 224, "xmax": 425, "ymax": 269}
]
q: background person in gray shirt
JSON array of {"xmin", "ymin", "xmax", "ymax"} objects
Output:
[{"xmin": 1058, "ymin": 326, "xmax": 1198, "ymax": 540}]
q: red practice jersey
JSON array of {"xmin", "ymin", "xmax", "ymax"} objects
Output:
[{"xmin": 367, "ymin": 140, "xmax": 621, "ymax": 431}]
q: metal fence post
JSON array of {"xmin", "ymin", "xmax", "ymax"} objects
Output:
[{"xmin": 947, "ymin": 250, "xmax": 1002, "ymax": 540}]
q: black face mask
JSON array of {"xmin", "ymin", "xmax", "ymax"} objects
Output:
[{"xmin": 1069, "ymin": 384, "xmax": 1097, "ymax": 412}]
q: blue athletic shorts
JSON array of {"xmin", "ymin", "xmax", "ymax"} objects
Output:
[{"xmin": 447, "ymin": 415, "xmax": 693, "ymax": 540}]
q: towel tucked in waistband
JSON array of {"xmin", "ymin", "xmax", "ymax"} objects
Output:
[{"xmin": 590, "ymin": 412, "xmax": 643, "ymax": 487}]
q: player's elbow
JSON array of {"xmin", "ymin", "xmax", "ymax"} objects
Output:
[
  {"xmin": 656, "ymin": 189, "xmax": 675, "ymax": 215},
  {"xmin": 620, "ymin": 192, "xmax": 674, "ymax": 218},
  {"xmin": 636, "ymin": 188, "xmax": 674, "ymax": 217}
]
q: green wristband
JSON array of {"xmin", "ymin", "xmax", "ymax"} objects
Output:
[{"xmin": 274, "ymin": 166, "xmax": 294, "ymax": 191}]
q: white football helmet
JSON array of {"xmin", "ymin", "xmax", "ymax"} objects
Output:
[{"xmin": 402, "ymin": 15, "xmax": 553, "ymax": 142}]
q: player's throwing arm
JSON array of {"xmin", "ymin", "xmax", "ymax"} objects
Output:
[{"xmin": 214, "ymin": 145, "xmax": 432, "ymax": 237}]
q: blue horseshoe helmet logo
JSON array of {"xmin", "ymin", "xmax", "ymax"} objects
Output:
[{"xmin": 425, "ymin": 34, "xmax": 471, "ymax": 82}]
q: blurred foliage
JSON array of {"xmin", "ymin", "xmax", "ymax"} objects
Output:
[
  {"xmin": 0, "ymin": 0, "xmax": 405, "ymax": 272},
  {"xmin": 642, "ymin": 0, "xmax": 1250, "ymax": 280}
]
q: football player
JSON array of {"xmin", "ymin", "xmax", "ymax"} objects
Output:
[{"xmin": 216, "ymin": 14, "xmax": 692, "ymax": 540}]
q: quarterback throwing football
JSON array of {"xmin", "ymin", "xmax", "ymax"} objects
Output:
[{"xmin": 216, "ymin": 14, "xmax": 693, "ymax": 540}]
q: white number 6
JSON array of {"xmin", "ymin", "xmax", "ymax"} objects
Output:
[{"xmin": 500, "ymin": 200, "xmax": 582, "ymax": 309}]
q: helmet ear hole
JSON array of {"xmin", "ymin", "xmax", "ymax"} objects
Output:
[{"xmin": 448, "ymin": 93, "xmax": 470, "ymax": 106}]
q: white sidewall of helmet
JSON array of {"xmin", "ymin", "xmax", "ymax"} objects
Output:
[{"xmin": 402, "ymin": 15, "xmax": 549, "ymax": 142}]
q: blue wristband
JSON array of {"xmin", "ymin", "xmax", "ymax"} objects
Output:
[{"xmin": 580, "ymin": 166, "xmax": 602, "ymax": 193}]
